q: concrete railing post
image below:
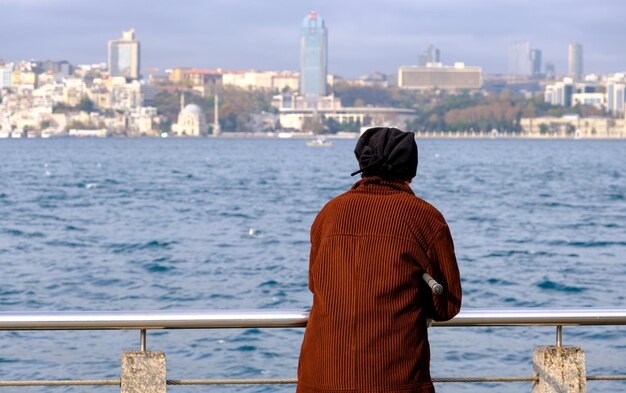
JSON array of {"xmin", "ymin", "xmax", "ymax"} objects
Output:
[
  {"xmin": 532, "ymin": 346, "xmax": 586, "ymax": 393},
  {"xmin": 121, "ymin": 351, "xmax": 167, "ymax": 393}
]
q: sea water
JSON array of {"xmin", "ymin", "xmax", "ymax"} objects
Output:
[{"xmin": 0, "ymin": 138, "xmax": 624, "ymax": 393}]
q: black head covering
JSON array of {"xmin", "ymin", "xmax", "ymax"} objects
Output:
[{"xmin": 351, "ymin": 127, "xmax": 418, "ymax": 181}]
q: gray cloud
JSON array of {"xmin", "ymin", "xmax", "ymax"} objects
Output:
[{"xmin": 0, "ymin": 0, "xmax": 624, "ymax": 77}]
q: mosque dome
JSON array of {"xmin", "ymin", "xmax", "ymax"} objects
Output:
[{"xmin": 183, "ymin": 104, "xmax": 203, "ymax": 115}]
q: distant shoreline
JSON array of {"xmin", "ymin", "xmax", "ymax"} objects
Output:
[{"xmin": 2, "ymin": 131, "xmax": 626, "ymax": 140}]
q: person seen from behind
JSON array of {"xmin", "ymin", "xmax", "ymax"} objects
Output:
[{"xmin": 297, "ymin": 127, "xmax": 462, "ymax": 393}]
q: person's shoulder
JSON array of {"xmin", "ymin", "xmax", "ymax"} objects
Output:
[
  {"xmin": 314, "ymin": 189, "xmax": 351, "ymax": 216},
  {"xmin": 403, "ymin": 194, "xmax": 447, "ymax": 225}
]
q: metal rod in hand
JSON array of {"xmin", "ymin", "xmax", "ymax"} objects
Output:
[{"xmin": 423, "ymin": 273, "xmax": 443, "ymax": 295}]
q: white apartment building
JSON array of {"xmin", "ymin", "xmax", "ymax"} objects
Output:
[
  {"xmin": 607, "ymin": 74, "xmax": 626, "ymax": 115},
  {"xmin": 545, "ymin": 74, "xmax": 626, "ymax": 116}
]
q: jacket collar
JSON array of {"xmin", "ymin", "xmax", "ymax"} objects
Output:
[{"xmin": 350, "ymin": 176, "xmax": 415, "ymax": 195}]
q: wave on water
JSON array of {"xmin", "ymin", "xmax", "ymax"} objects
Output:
[
  {"xmin": 536, "ymin": 279, "xmax": 587, "ymax": 292},
  {"xmin": 106, "ymin": 240, "xmax": 178, "ymax": 254}
]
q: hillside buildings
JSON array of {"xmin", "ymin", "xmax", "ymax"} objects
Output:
[
  {"xmin": 398, "ymin": 63, "xmax": 482, "ymax": 91},
  {"xmin": 108, "ymin": 29, "xmax": 140, "ymax": 80}
]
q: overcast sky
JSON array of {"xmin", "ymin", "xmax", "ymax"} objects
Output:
[{"xmin": 1, "ymin": 0, "xmax": 625, "ymax": 78}]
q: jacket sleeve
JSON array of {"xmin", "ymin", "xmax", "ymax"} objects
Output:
[
  {"xmin": 424, "ymin": 224, "xmax": 462, "ymax": 321},
  {"xmin": 308, "ymin": 211, "xmax": 323, "ymax": 293}
]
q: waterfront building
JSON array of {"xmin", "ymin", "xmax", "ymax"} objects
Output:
[
  {"xmin": 568, "ymin": 43, "xmax": 583, "ymax": 81},
  {"xmin": 108, "ymin": 29, "xmax": 141, "ymax": 80},
  {"xmin": 272, "ymin": 93, "xmax": 415, "ymax": 132},
  {"xmin": 172, "ymin": 95, "xmax": 206, "ymax": 137},
  {"xmin": 417, "ymin": 45, "xmax": 440, "ymax": 66},
  {"xmin": 398, "ymin": 63, "xmax": 482, "ymax": 91},
  {"xmin": 521, "ymin": 114, "xmax": 626, "ymax": 138},
  {"xmin": 509, "ymin": 41, "xmax": 533, "ymax": 78},
  {"xmin": 300, "ymin": 11, "xmax": 328, "ymax": 98}
]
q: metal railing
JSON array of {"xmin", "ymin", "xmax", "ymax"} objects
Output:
[{"xmin": 0, "ymin": 307, "xmax": 625, "ymax": 387}]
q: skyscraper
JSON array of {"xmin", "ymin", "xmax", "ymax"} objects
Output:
[
  {"xmin": 417, "ymin": 45, "xmax": 440, "ymax": 66},
  {"xmin": 508, "ymin": 41, "xmax": 533, "ymax": 78},
  {"xmin": 531, "ymin": 49, "xmax": 542, "ymax": 77},
  {"xmin": 568, "ymin": 43, "xmax": 583, "ymax": 81},
  {"xmin": 108, "ymin": 29, "xmax": 140, "ymax": 80},
  {"xmin": 607, "ymin": 75, "xmax": 626, "ymax": 115},
  {"xmin": 300, "ymin": 11, "xmax": 327, "ymax": 97}
]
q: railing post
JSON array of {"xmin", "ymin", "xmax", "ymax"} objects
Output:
[
  {"xmin": 532, "ymin": 346, "xmax": 586, "ymax": 393},
  {"xmin": 121, "ymin": 351, "xmax": 166, "ymax": 393}
]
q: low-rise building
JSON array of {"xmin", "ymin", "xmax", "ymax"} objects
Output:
[
  {"xmin": 398, "ymin": 63, "xmax": 482, "ymax": 91},
  {"xmin": 272, "ymin": 92, "xmax": 416, "ymax": 131},
  {"xmin": 521, "ymin": 114, "xmax": 626, "ymax": 138}
]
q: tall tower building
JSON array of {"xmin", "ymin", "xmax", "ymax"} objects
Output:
[
  {"xmin": 508, "ymin": 41, "xmax": 533, "ymax": 78},
  {"xmin": 417, "ymin": 45, "xmax": 440, "ymax": 66},
  {"xmin": 108, "ymin": 29, "xmax": 141, "ymax": 80},
  {"xmin": 300, "ymin": 11, "xmax": 328, "ymax": 98},
  {"xmin": 531, "ymin": 49, "xmax": 542, "ymax": 77},
  {"xmin": 568, "ymin": 43, "xmax": 583, "ymax": 81}
]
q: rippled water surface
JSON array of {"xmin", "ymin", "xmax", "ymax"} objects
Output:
[{"xmin": 0, "ymin": 138, "xmax": 625, "ymax": 392}]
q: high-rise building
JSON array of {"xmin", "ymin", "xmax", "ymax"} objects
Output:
[
  {"xmin": 568, "ymin": 43, "xmax": 583, "ymax": 81},
  {"xmin": 300, "ymin": 11, "xmax": 328, "ymax": 97},
  {"xmin": 417, "ymin": 45, "xmax": 440, "ymax": 66},
  {"xmin": 509, "ymin": 41, "xmax": 533, "ymax": 78},
  {"xmin": 545, "ymin": 63, "xmax": 556, "ymax": 80},
  {"xmin": 531, "ymin": 49, "xmax": 542, "ymax": 77},
  {"xmin": 108, "ymin": 29, "xmax": 141, "ymax": 80},
  {"xmin": 607, "ymin": 75, "xmax": 626, "ymax": 115}
]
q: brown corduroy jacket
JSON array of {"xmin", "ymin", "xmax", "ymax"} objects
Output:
[{"xmin": 297, "ymin": 177, "xmax": 462, "ymax": 393}]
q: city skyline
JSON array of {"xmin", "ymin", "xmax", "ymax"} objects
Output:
[{"xmin": 1, "ymin": 1, "xmax": 625, "ymax": 77}]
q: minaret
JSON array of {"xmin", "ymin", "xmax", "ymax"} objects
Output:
[
  {"xmin": 213, "ymin": 91, "xmax": 221, "ymax": 136},
  {"xmin": 180, "ymin": 93, "xmax": 185, "ymax": 111}
]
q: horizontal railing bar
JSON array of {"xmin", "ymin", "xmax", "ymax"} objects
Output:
[
  {"xmin": 0, "ymin": 380, "xmax": 119, "ymax": 386},
  {"xmin": 0, "ymin": 308, "xmax": 625, "ymax": 330},
  {"xmin": 586, "ymin": 375, "xmax": 626, "ymax": 381},
  {"xmin": 433, "ymin": 376, "xmax": 538, "ymax": 383},
  {"xmin": 0, "ymin": 375, "xmax": 623, "ymax": 387},
  {"xmin": 167, "ymin": 378, "xmax": 297, "ymax": 385}
]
